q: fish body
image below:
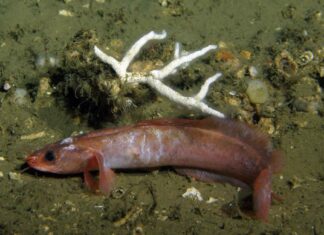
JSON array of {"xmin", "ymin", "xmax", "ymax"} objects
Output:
[{"xmin": 26, "ymin": 118, "xmax": 282, "ymax": 222}]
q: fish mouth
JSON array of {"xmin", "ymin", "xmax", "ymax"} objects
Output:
[
  {"xmin": 26, "ymin": 155, "xmax": 59, "ymax": 173},
  {"xmin": 26, "ymin": 155, "xmax": 38, "ymax": 167},
  {"xmin": 26, "ymin": 155, "xmax": 46, "ymax": 172}
]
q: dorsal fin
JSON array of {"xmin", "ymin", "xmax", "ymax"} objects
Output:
[
  {"xmin": 137, "ymin": 117, "xmax": 273, "ymax": 159},
  {"xmin": 197, "ymin": 118, "xmax": 273, "ymax": 159},
  {"xmin": 77, "ymin": 126, "xmax": 132, "ymax": 140},
  {"xmin": 136, "ymin": 118, "xmax": 198, "ymax": 127}
]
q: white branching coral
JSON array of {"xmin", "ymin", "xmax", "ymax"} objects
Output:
[{"xmin": 94, "ymin": 30, "xmax": 225, "ymax": 118}]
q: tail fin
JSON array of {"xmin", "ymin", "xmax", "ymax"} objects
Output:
[
  {"xmin": 253, "ymin": 168, "xmax": 272, "ymax": 222},
  {"xmin": 271, "ymin": 150, "xmax": 283, "ymax": 174}
]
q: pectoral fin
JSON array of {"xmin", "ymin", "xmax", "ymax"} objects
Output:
[
  {"xmin": 84, "ymin": 157, "xmax": 99, "ymax": 193},
  {"xmin": 84, "ymin": 170, "xmax": 99, "ymax": 192},
  {"xmin": 95, "ymin": 153, "xmax": 115, "ymax": 195},
  {"xmin": 83, "ymin": 154, "xmax": 115, "ymax": 195}
]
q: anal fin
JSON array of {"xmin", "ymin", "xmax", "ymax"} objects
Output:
[{"xmin": 175, "ymin": 167, "xmax": 248, "ymax": 189}]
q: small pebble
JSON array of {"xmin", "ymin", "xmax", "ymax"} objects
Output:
[
  {"xmin": 35, "ymin": 54, "xmax": 46, "ymax": 67},
  {"xmin": 59, "ymin": 9, "xmax": 74, "ymax": 17},
  {"xmin": 319, "ymin": 66, "xmax": 324, "ymax": 77},
  {"xmin": 35, "ymin": 55, "xmax": 59, "ymax": 68},
  {"xmin": 48, "ymin": 56, "xmax": 59, "ymax": 67},
  {"xmin": 159, "ymin": 0, "xmax": 168, "ymax": 7},
  {"xmin": 20, "ymin": 131, "xmax": 46, "ymax": 140},
  {"xmin": 8, "ymin": 172, "xmax": 22, "ymax": 181},
  {"xmin": 248, "ymin": 66, "xmax": 258, "ymax": 78},
  {"xmin": 13, "ymin": 88, "xmax": 28, "ymax": 105},
  {"xmin": 206, "ymin": 197, "xmax": 218, "ymax": 204},
  {"xmin": 0, "ymin": 171, "xmax": 3, "ymax": 178},
  {"xmin": 182, "ymin": 187, "xmax": 203, "ymax": 201},
  {"xmin": 240, "ymin": 50, "xmax": 252, "ymax": 60},
  {"xmin": 246, "ymin": 79, "xmax": 269, "ymax": 104},
  {"xmin": 3, "ymin": 81, "xmax": 11, "ymax": 91}
]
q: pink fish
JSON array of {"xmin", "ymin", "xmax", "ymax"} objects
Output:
[{"xmin": 26, "ymin": 118, "xmax": 282, "ymax": 222}]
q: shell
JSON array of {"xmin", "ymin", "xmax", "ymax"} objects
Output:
[
  {"xmin": 182, "ymin": 187, "xmax": 203, "ymax": 201},
  {"xmin": 275, "ymin": 50, "xmax": 298, "ymax": 77},
  {"xmin": 297, "ymin": 51, "xmax": 314, "ymax": 66}
]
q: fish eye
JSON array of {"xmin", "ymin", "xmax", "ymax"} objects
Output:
[{"xmin": 44, "ymin": 150, "xmax": 56, "ymax": 162}]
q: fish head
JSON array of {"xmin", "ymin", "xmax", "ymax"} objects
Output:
[{"xmin": 26, "ymin": 138, "xmax": 95, "ymax": 174}]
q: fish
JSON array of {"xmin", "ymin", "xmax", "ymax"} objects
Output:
[{"xmin": 26, "ymin": 117, "xmax": 282, "ymax": 222}]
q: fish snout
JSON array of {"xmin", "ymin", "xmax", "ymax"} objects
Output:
[{"xmin": 26, "ymin": 155, "xmax": 38, "ymax": 166}]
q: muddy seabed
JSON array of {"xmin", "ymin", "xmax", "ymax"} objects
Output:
[{"xmin": 0, "ymin": 0, "xmax": 324, "ymax": 234}]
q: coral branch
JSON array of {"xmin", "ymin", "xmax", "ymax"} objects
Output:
[
  {"xmin": 94, "ymin": 31, "xmax": 225, "ymax": 118},
  {"xmin": 150, "ymin": 45, "xmax": 217, "ymax": 80}
]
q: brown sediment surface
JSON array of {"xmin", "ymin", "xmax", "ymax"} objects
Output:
[{"xmin": 0, "ymin": 0, "xmax": 323, "ymax": 234}]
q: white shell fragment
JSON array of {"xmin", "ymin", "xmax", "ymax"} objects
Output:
[
  {"xmin": 182, "ymin": 187, "xmax": 203, "ymax": 201},
  {"xmin": 20, "ymin": 131, "xmax": 46, "ymax": 140},
  {"xmin": 59, "ymin": 9, "xmax": 74, "ymax": 17},
  {"xmin": 8, "ymin": 172, "xmax": 22, "ymax": 181},
  {"xmin": 3, "ymin": 81, "xmax": 11, "ymax": 91},
  {"xmin": 206, "ymin": 197, "xmax": 218, "ymax": 204}
]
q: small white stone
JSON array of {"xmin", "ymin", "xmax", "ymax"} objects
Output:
[
  {"xmin": 302, "ymin": 30, "xmax": 308, "ymax": 36},
  {"xmin": 0, "ymin": 171, "xmax": 3, "ymax": 177},
  {"xmin": 182, "ymin": 187, "xmax": 203, "ymax": 201},
  {"xmin": 206, "ymin": 197, "xmax": 218, "ymax": 204},
  {"xmin": 0, "ymin": 156, "xmax": 5, "ymax": 161},
  {"xmin": 159, "ymin": 0, "xmax": 168, "ymax": 7},
  {"xmin": 13, "ymin": 88, "xmax": 28, "ymax": 105},
  {"xmin": 229, "ymin": 90, "xmax": 237, "ymax": 96},
  {"xmin": 3, "ymin": 81, "xmax": 11, "ymax": 91},
  {"xmin": 59, "ymin": 9, "xmax": 74, "ymax": 17},
  {"xmin": 48, "ymin": 56, "xmax": 59, "ymax": 67},
  {"xmin": 35, "ymin": 55, "xmax": 46, "ymax": 67},
  {"xmin": 248, "ymin": 66, "xmax": 258, "ymax": 78},
  {"xmin": 8, "ymin": 172, "xmax": 22, "ymax": 181}
]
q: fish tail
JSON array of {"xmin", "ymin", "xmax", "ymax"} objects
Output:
[
  {"xmin": 253, "ymin": 168, "xmax": 272, "ymax": 222},
  {"xmin": 270, "ymin": 150, "xmax": 283, "ymax": 174}
]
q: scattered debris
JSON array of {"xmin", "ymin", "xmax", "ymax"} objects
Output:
[
  {"xmin": 113, "ymin": 206, "xmax": 143, "ymax": 227},
  {"xmin": 206, "ymin": 197, "xmax": 218, "ymax": 204},
  {"xmin": 3, "ymin": 81, "xmax": 11, "ymax": 91},
  {"xmin": 8, "ymin": 172, "xmax": 22, "ymax": 181},
  {"xmin": 182, "ymin": 187, "xmax": 203, "ymax": 201},
  {"xmin": 20, "ymin": 131, "xmax": 46, "ymax": 140},
  {"xmin": 59, "ymin": 9, "xmax": 74, "ymax": 17}
]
